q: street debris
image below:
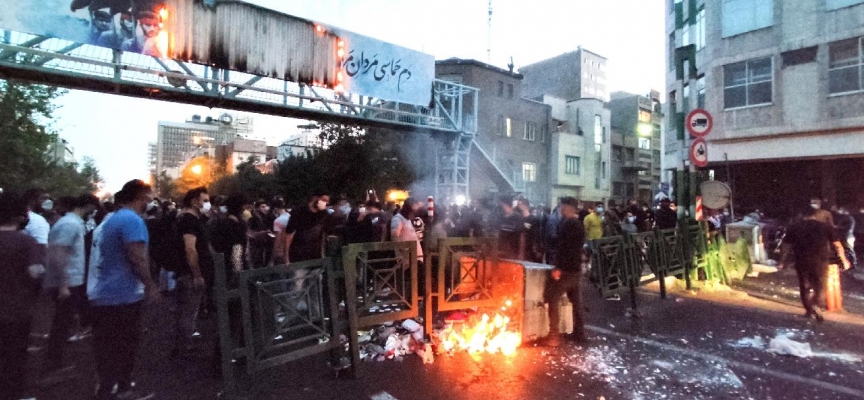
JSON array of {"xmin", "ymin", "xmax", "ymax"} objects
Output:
[{"xmin": 768, "ymin": 336, "xmax": 812, "ymax": 358}]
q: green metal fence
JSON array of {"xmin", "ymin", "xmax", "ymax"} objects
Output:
[{"xmin": 589, "ymin": 222, "xmax": 708, "ymax": 310}]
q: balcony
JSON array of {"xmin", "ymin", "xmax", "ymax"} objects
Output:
[{"xmin": 619, "ymin": 160, "xmax": 650, "ymax": 172}]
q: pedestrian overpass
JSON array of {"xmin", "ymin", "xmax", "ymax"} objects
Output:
[{"xmin": 0, "ymin": 0, "xmax": 477, "ymax": 203}]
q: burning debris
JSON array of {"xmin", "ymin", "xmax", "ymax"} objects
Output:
[{"xmin": 432, "ymin": 310, "xmax": 522, "ymax": 357}]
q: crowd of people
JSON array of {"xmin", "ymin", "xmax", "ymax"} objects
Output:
[{"xmin": 1, "ymin": 178, "xmax": 691, "ymax": 400}]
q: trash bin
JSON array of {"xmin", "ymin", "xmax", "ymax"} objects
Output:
[{"xmin": 726, "ymin": 222, "xmax": 767, "ymax": 263}]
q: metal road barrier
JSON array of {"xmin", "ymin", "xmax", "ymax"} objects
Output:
[
  {"xmin": 589, "ymin": 222, "xmax": 710, "ymax": 311},
  {"xmin": 213, "ymin": 253, "xmax": 347, "ymax": 388}
]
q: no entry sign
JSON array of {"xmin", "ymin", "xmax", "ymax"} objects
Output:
[
  {"xmin": 686, "ymin": 108, "xmax": 713, "ymax": 137},
  {"xmin": 690, "ymin": 138, "xmax": 708, "ymax": 168}
]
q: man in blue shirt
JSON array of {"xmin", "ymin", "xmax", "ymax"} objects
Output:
[{"xmin": 90, "ymin": 180, "xmax": 159, "ymax": 400}]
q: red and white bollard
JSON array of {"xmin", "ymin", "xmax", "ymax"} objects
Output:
[{"xmin": 427, "ymin": 196, "xmax": 435, "ymax": 220}]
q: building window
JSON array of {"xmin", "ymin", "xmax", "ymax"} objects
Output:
[
  {"xmin": 682, "ymin": 23, "xmax": 691, "ymax": 47},
  {"xmin": 522, "ymin": 163, "xmax": 537, "ymax": 182},
  {"xmin": 828, "ymin": 37, "xmax": 864, "ymax": 95},
  {"xmin": 594, "ymin": 115, "xmax": 603, "ymax": 145},
  {"xmin": 497, "ymin": 81, "xmax": 504, "ymax": 97},
  {"xmin": 682, "ymin": 83, "xmax": 691, "ymax": 116},
  {"xmin": 695, "ymin": 7, "xmax": 706, "ymax": 51},
  {"xmin": 507, "ymin": 84, "xmax": 514, "ymax": 99},
  {"xmin": 669, "ymin": 90, "xmax": 677, "ymax": 116},
  {"xmin": 724, "ymin": 57, "xmax": 773, "ymax": 109},
  {"xmin": 638, "ymin": 110, "xmax": 652, "ymax": 123},
  {"xmin": 697, "ymin": 75, "xmax": 706, "ymax": 108},
  {"xmin": 506, "ymin": 117, "xmax": 513, "ymax": 137},
  {"xmin": 638, "ymin": 138, "xmax": 651, "ymax": 149},
  {"xmin": 827, "ymin": 0, "xmax": 864, "ymax": 10},
  {"xmin": 668, "ymin": 32, "xmax": 676, "ymax": 72},
  {"xmin": 601, "ymin": 162, "xmax": 607, "ymax": 179},
  {"xmin": 612, "ymin": 146, "xmax": 622, "ymax": 162},
  {"xmin": 722, "ymin": 0, "xmax": 774, "ymax": 38},
  {"xmin": 565, "ymin": 156, "xmax": 580, "ymax": 175},
  {"xmin": 539, "ymin": 125, "xmax": 547, "ymax": 143},
  {"xmin": 523, "ymin": 122, "xmax": 537, "ymax": 141}
]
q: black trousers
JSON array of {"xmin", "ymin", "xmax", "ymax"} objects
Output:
[
  {"xmin": 795, "ymin": 259, "xmax": 828, "ymax": 315},
  {"xmin": 91, "ymin": 302, "xmax": 142, "ymax": 398},
  {"xmin": 0, "ymin": 316, "xmax": 32, "ymax": 400},
  {"xmin": 45, "ymin": 285, "xmax": 89, "ymax": 371},
  {"xmin": 544, "ymin": 271, "xmax": 585, "ymax": 338}
]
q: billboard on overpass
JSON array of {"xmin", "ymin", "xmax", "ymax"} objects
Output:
[{"xmin": 0, "ymin": 0, "xmax": 433, "ymax": 106}]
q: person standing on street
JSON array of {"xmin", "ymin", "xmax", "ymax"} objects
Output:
[
  {"xmin": 89, "ymin": 179, "xmax": 159, "ymax": 400},
  {"xmin": 0, "ymin": 192, "xmax": 46, "ymax": 400},
  {"xmin": 655, "ymin": 198, "xmax": 678, "ymax": 230},
  {"xmin": 23, "ymin": 188, "xmax": 50, "ymax": 259},
  {"xmin": 583, "ymin": 202, "xmax": 604, "ymax": 241},
  {"xmin": 390, "ymin": 197, "xmax": 424, "ymax": 261},
  {"xmin": 171, "ymin": 187, "xmax": 212, "ymax": 359},
  {"xmin": 42, "ymin": 194, "xmax": 100, "ymax": 380},
  {"xmin": 497, "ymin": 196, "xmax": 527, "ymax": 260},
  {"xmin": 781, "ymin": 207, "xmax": 851, "ymax": 322},
  {"xmin": 542, "ymin": 197, "xmax": 587, "ymax": 347},
  {"xmin": 811, "ymin": 198, "xmax": 835, "ymax": 228}
]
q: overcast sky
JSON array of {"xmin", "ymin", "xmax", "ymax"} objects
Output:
[{"xmin": 52, "ymin": 0, "xmax": 665, "ymax": 191}]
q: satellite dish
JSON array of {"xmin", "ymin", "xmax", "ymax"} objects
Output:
[{"xmin": 700, "ymin": 181, "xmax": 731, "ymax": 210}]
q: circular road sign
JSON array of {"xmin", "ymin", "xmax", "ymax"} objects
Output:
[
  {"xmin": 700, "ymin": 180, "xmax": 731, "ymax": 210},
  {"xmin": 686, "ymin": 108, "xmax": 713, "ymax": 137},
  {"xmin": 690, "ymin": 138, "xmax": 708, "ymax": 168}
]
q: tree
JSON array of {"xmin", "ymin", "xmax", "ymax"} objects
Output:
[
  {"xmin": 155, "ymin": 171, "xmax": 178, "ymax": 200},
  {"xmin": 0, "ymin": 80, "xmax": 63, "ymax": 192}
]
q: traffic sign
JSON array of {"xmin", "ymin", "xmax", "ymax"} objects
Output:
[
  {"xmin": 686, "ymin": 108, "xmax": 713, "ymax": 137},
  {"xmin": 690, "ymin": 138, "xmax": 708, "ymax": 168}
]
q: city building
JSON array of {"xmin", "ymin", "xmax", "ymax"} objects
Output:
[
  {"xmin": 521, "ymin": 47, "xmax": 609, "ymax": 103},
  {"xmin": 277, "ymin": 124, "xmax": 327, "ymax": 160},
  {"xmin": 48, "ymin": 137, "xmax": 76, "ymax": 166},
  {"xmin": 608, "ymin": 91, "xmax": 664, "ymax": 206},
  {"xmin": 147, "ymin": 142, "xmax": 157, "ymax": 178},
  {"xmin": 665, "ymin": 0, "xmax": 864, "ymax": 218},
  {"xmin": 155, "ymin": 113, "xmax": 250, "ymax": 178},
  {"xmin": 436, "ymin": 58, "xmax": 552, "ymax": 206},
  {"xmin": 538, "ymin": 96, "xmax": 611, "ymax": 204},
  {"xmin": 215, "ymin": 138, "xmax": 278, "ymax": 174}
]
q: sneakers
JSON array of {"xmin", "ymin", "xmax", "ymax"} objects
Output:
[{"xmin": 537, "ymin": 335, "xmax": 562, "ymax": 348}]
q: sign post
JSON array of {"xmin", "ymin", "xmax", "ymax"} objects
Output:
[
  {"xmin": 686, "ymin": 108, "xmax": 713, "ymax": 138},
  {"xmin": 690, "ymin": 138, "xmax": 708, "ymax": 168}
]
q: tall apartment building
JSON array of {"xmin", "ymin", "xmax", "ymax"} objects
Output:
[
  {"xmin": 155, "ymin": 114, "xmax": 247, "ymax": 178},
  {"xmin": 665, "ymin": 0, "xmax": 864, "ymax": 218},
  {"xmin": 435, "ymin": 58, "xmax": 552, "ymax": 206},
  {"xmin": 608, "ymin": 91, "xmax": 664, "ymax": 206},
  {"xmin": 521, "ymin": 47, "xmax": 609, "ymax": 102},
  {"xmin": 538, "ymin": 96, "xmax": 611, "ymax": 204}
]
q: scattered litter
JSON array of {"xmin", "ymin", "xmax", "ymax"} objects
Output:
[
  {"xmin": 730, "ymin": 336, "xmax": 766, "ymax": 349},
  {"xmin": 768, "ymin": 336, "xmax": 812, "ymax": 358}
]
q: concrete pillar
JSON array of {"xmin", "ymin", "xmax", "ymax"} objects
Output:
[{"xmin": 821, "ymin": 160, "xmax": 837, "ymax": 208}]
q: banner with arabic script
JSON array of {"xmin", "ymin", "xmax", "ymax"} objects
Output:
[{"xmin": 334, "ymin": 29, "xmax": 434, "ymax": 107}]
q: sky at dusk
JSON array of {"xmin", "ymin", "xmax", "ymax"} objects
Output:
[{"xmin": 50, "ymin": 0, "xmax": 666, "ymax": 191}]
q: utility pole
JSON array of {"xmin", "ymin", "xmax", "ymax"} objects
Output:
[{"xmin": 487, "ymin": 0, "xmax": 493, "ymax": 63}]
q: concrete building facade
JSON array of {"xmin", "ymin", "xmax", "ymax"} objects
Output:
[
  {"xmin": 436, "ymin": 59, "xmax": 552, "ymax": 206},
  {"xmin": 155, "ymin": 115, "xmax": 246, "ymax": 178},
  {"xmin": 539, "ymin": 96, "xmax": 612, "ymax": 205},
  {"xmin": 48, "ymin": 137, "xmax": 76, "ymax": 166},
  {"xmin": 521, "ymin": 48, "xmax": 609, "ymax": 103},
  {"xmin": 665, "ymin": 0, "xmax": 864, "ymax": 217},
  {"xmin": 608, "ymin": 91, "xmax": 664, "ymax": 206}
]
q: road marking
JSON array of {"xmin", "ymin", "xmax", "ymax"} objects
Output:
[
  {"xmin": 370, "ymin": 391, "xmax": 399, "ymax": 400},
  {"xmin": 586, "ymin": 325, "xmax": 864, "ymax": 398}
]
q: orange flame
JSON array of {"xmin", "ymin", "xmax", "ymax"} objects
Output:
[
  {"xmin": 437, "ymin": 301, "xmax": 521, "ymax": 356},
  {"xmin": 156, "ymin": 31, "xmax": 169, "ymax": 58}
]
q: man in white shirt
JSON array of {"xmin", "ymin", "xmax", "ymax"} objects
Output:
[{"xmin": 23, "ymin": 188, "xmax": 50, "ymax": 246}]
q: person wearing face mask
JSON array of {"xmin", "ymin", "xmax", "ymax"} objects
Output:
[
  {"xmin": 810, "ymin": 198, "xmax": 835, "ymax": 228},
  {"xmin": 283, "ymin": 193, "xmax": 331, "ymax": 264},
  {"xmin": 583, "ymin": 202, "xmax": 605, "ymax": 241},
  {"xmin": 170, "ymin": 187, "xmax": 212, "ymax": 359},
  {"xmin": 620, "ymin": 212, "xmax": 638, "ymax": 234},
  {"xmin": 655, "ymin": 198, "xmax": 678, "ymax": 230},
  {"xmin": 271, "ymin": 200, "xmax": 291, "ymax": 264}
]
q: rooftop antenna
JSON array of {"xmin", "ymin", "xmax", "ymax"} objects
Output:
[{"xmin": 487, "ymin": 0, "xmax": 493, "ymax": 63}]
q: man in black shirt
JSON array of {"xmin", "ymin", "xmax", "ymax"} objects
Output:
[
  {"xmin": 782, "ymin": 207, "xmax": 850, "ymax": 322},
  {"xmin": 285, "ymin": 193, "xmax": 330, "ymax": 263},
  {"xmin": 209, "ymin": 194, "xmax": 248, "ymax": 273},
  {"xmin": 655, "ymin": 198, "xmax": 678, "ymax": 230},
  {"xmin": 498, "ymin": 195, "xmax": 526, "ymax": 260},
  {"xmin": 542, "ymin": 196, "xmax": 587, "ymax": 347},
  {"xmin": 172, "ymin": 187, "xmax": 212, "ymax": 358}
]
